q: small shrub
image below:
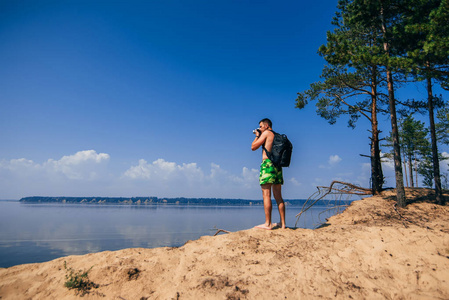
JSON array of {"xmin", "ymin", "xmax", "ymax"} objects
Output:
[{"xmin": 63, "ymin": 261, "xmax": 98, "ymax": 296}]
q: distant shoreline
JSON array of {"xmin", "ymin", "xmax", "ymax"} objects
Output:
[{"xmin": 18, "ymin": 196, "xmax": 348, "ymax": 206}]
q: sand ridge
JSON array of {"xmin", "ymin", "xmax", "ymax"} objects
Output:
[{"xmin": 1, "ymin": 192, "xmax": 448, "ymax": 299}]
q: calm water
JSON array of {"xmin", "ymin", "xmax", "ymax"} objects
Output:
[{"xmin": 0, "ymin": 200, "xmax": 337, "ymax": 268}]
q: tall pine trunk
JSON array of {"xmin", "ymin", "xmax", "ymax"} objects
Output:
[
  {"xmin": 387, "ymin": 68, "xmax": 406, "ymax": 207},
  {"xmin": 403, "ymin": 152, "xmax": 409, "ymax": 187},
  {"xmin": 408, "ymin": 154, "xmax": 414, "ymax": 188},
  {"xmin": 381, "ymin": 3, "xmax": 406, "ymax": 206},
  {"xmin": 370, "ymin": 66, "xmax": 383, "ymax": 194},
  {"xmin": 415, "ymin": 156, "xmax": 418, "ymax": 187},
  {"xmin": 426, "ymin": 74, "xmax": 444, "ymax": 205}
]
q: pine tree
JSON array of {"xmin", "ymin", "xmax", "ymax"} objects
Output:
[
  {"xmin": 403, "ymin": 0, "xmax": 449, "ymax": 204},
  {"xmin": 297, "ymin": 0, "xmax": 410, "ymax": 204},
  {"xmin": 384, "ymin": 116, "xmax": 430, "ymax": 187}
]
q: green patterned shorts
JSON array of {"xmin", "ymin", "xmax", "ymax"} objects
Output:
[{"xmin": 259, "ymin": 159, "xmax": 283, "ymax": 185}]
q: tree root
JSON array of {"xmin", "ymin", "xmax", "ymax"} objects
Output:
[
  {"xmin": 393, "ymin": 203, "xmax": 409, "ymax": 228},
  {"xmin": 295, "ymin": 180, "xmax": 372, "ymax": 228}
]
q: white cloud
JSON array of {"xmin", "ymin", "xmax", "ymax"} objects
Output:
[
  {"xmin": 1, "ymin": 150, "xmax": 305, "ymax": 199},
  {"xmin": 59, "ymin": 150, "xmax": 109, "ymax": 164},
  {"xmin": 122, "ymin": 159, "xmax": 260, "ymax": 198},
  {"xmin": 0, "ymin": 158, "xmax": 37, "ymax": 172},
  {"xmin": 380, "ymin": 151, "xmax": 394, "ymax": 170},
  {"xmin": 0, "ymin": 150, "xmax": 110, "ymax": 181},
  {"xmin": 328, "ymin": 155, "xmax": 342, "ymax": 166},
  {"xmin": 242, "ymin": 167, "xmax": 259, "ymax": 184},
  {"xmin": 289, "ymin": 177, "xmax": 302, "ymax": 186},
  {"xmin": 440, "ymin": 152, "xmax": 449, "ymax": 174},
  {"xmin": 123, "ymin": 158, "xmax": 204, "ymax": 182},
  {"xmin": 123, "ymin": 159, "xmax": 152, "ymax": 179},
  {"xmin": 0, "ymin": 150, "xmax": 111, "ymax": 198},
  {"xmin": 45, "ymin": 150, "xmax": 110, "ymax": 180},
  {"xmin": 319, "ymin": 154, "xmax": 342, "ymax": 169}
]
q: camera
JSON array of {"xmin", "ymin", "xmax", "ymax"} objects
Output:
[{"xmin": 253, "ymin": 128, "xmax": 261, "ymax": 134}]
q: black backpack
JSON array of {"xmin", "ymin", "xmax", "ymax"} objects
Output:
[{"xmin": 263, "ymin": 130, "xmax": 293, "ymax": 168}]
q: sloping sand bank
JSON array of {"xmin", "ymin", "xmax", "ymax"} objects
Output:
[{"xmin": 1, "ymin": 191, "xmax": 448, "ymax": 299}]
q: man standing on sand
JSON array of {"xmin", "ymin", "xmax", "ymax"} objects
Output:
[{"xmin": 251, "ymin": 118, "xmax": 286, "ymax": 230}]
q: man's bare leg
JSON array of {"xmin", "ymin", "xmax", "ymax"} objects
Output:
[
  {"xmin": 254, "ymin": 184, "xmax": 273, "ymax": 229},
  {"xmin": 273, "ymin": 184, "xmax": 286, "ymax": 229}
]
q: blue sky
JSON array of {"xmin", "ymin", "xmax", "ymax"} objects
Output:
[{"xmin": 1, "ymin": 0, "xmax": 448, "ymax": 200}]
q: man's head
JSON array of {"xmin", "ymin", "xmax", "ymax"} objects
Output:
[{"xmin": 259, "ymin": 118, "xmax": 272, "ymax": 131}]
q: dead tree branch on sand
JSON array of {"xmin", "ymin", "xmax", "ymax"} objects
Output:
[
  {"xmin": 213, "ymin": 229, "xmax": 231, "ymax": 236},
  {"xmin": 212, "ymin": 226, "xmax": 231, "ymax": 236},
  {"xmin": 295, "ymin": 181, "xmax": 372, "ymax": 228}
]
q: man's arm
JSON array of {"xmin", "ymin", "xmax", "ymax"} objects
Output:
[{"xmin": 251, "ymin": 131, "xmax": 269, "ymax": 151}]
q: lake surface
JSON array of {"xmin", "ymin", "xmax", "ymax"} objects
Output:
[{"xmin": 0, "ymin": 200, "xmax": 340, "ymax": 268}]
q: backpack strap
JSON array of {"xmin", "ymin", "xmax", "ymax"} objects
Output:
[{"xmin": 262, "ymin": 130, "xmax": 275, "ymax": 156}]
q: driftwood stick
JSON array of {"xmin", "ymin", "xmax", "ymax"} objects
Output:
[
  {"xmin": 327, "ymin": 180, "xmax": 372, "ymax": 194},
  {"xmin": 317, "ymin": 187, "xmax": 371, "ymax": 196},
  {"xmin": 213, "ymin": 229, "xmax": 231, "ymax": 236}
]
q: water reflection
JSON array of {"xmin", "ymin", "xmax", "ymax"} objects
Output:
[{"xmin": 0, "ymin": 201, "xmax": 337, "ymax": 267}]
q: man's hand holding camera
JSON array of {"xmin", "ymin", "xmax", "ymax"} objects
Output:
[{"xmin": 253, "ymin": 128, "xmax": 261, "ymax": 138}]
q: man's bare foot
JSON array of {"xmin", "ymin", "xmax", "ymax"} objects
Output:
[
  {"xmin": 254, "ymin": 224, "xmax": 273, "ymax": 230},
  {"xmin": 272, "ymin": 223, "xmax": 280, "ymax": 229},
  {"xmin": 273, "ymin": 222, "xmax": 287, "ymax": 229}
]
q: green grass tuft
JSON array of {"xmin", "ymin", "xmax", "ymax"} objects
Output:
[{"xmin": 63, "ymin": 261, "xmax": 98, "ymax": 296}]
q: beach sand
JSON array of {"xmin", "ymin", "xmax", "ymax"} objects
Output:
[{"xmin": 1, "ymin": 189, "xmax": 448, "ymax": 299}]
